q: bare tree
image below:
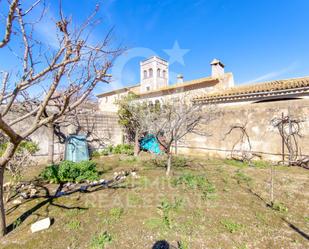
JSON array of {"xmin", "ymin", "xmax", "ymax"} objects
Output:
[
  {"xmin": 125, "ymin": 96, "xmax": 208, "ymax": 176},
  {"xmin": 272, "ymin": 113, "xmax": 308, "ymax": 168},
  {"xmin": 0, "ymin": 0, "xmax": 122, "ymax": 236}
]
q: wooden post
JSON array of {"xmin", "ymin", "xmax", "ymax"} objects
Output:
[
  {"xmin": 281, "ymin": 112, "xmax": 285, "ymax": 163},
  {"xmin": 270, "ymin": 164, "xmax": 274, "ymax": 206}
]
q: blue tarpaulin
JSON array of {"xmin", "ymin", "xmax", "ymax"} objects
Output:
[
  {"xmin": 140, "ymin": 134, "xmax": 161, "ymax": 154},
  {"xmin": 65, "ymin": 135, "xmax": 89, "ymax": 162}
]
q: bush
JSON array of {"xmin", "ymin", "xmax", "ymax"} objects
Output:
[
  {"xmin": 112, "ymin": 144, "xmax": 134, "ymax": 155},
  {"xmin": 40, "ymin": 160, "xmax": 99, "ymax": 183},
  {"xmin": 96, "ymin": 144, "xmax": 134, "ymax": 156}
]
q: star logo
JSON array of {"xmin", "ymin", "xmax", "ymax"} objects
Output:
[{"xmin": 163, "ymin": 41, "xmax": 190, "ymax": 66}]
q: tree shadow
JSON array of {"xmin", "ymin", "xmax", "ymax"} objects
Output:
[
  {"xmin": 281, "ymin": 218, "xmax": 309, "ymax": 241},
  {"xmin": 240, "ymin": 184, "xmax": 309, "ymax": 241},
  {"xmin": 5, "ymin": 178, "xmax": 134, "ymax": 234}
]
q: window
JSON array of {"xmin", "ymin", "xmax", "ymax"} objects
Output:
[
  {"xmin": 105, "ymin": 96, "xmax": 108, "ymax": 103},
  {"xmin": 143, "ymin": 70, "xmax": 147, "ymax": 79},
  {"xmin": 157, "ymin": 68, "xmax": 161, "ymax": 77},
  {"xmin": 146, "ymin": 86, "xmax": 150, "ymax": 91},
  {"xmin": 149, "ymin": 68, "xmax": 153, "ymax": 77},
  {"xmin": 162, "ymin": 70, "xmax": 166, "ymax": 78}
]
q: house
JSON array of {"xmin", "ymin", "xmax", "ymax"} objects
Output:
[{"xmin": 97, "ymin": 56, "xmax": 234, "ymax": 112}]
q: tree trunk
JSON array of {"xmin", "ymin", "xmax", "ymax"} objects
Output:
[
  {"xmin": 175, "ymin": 138, "xmax": 178, "ymax": 155},
  {"xmin": 48, "ymin": 123, "xmax": 54, "ymax": 164},
  {"xmin": 0, "ymin": 142, "xmax": 19, "ymax": 237},
  {"xmin": 0, "ymin": 166, "xmax": 6, "ymax": 237},
  {"xmin": 134, "ymin": 130, "xmax": 140, "ymax": 157},
  {"xmin": 166, "ymin": 152, "xmax": 172, "ymax": 176}
]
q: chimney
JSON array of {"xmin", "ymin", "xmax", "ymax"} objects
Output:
[
  {"xmin": 211, "ymin": 59, "xmax": 225, "ymax": 78},
  {"xmin": 177, "ymin": 74, "xmax": 184, "ymax": 83}
]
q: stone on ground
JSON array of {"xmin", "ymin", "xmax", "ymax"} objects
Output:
[{"xmin": 30, "ymin": 217, "xmax": 51, "ymax": 233}]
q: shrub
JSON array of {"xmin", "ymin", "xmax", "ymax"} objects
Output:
[
  {"xmin": 98, "ymin": 144, "xmax": 134, "ymax": 156},
  {"xmin": 40, "ymin": 160, "xmax": 99, "ymax": 183},
  {"xmin": 40, "ymin": 164, "xmax": 60, "ymax": 183},
  {"xmin": 1, "ymin": 140, "xmax": 39, "ymax": 182},
  {"xmin": 112, "ymin": 144, "xmax": 134, "ymax": 155},
  {"xmin": 0, "ymin": 140, "xmax": 39, "ymax": 157},
  {"xmin": 100, "ymin": 145, "xmax": 114, "ymax": 156}
]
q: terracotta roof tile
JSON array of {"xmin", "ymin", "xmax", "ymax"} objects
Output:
[{"xmin": 193, "ymin": 76, "xmax": 309, "ymax": 103}]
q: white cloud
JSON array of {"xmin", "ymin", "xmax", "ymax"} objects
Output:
[{"xmin": 240, "ymin": 62, "xmax": 299, "ymax": 85}]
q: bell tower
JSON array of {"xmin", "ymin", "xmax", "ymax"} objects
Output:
[{"xmin": 140, "ymin": 56, "xmax": 169, "ymax": 93}]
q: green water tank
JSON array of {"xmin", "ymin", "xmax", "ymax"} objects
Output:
[{"xmin": 64, "ymin": 135, "xmax": 89, "ymax": 162}]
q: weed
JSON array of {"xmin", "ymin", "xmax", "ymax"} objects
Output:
[
  {"xmin": 119, "ymin": 156, "xmax": 137, "ymax": 163},
  {"xmin": 224, "ymin": 159, "xmax": 248, "ymax": 168},
  {"xmin": 271, "ymin": 202, "xmax": 288, "ymax": 213},
  {"xmin": 145, "ymin": 155, "xmax": 189, "ymax": 169},
  {"xmin": 255, "ymin": 212, "xmax": 266, "ymax": 224},
  {"xmin": 237, "ymin": 243, "xmax": 248, "ymax": 249},
  {"xmin": 91, "ymin": 231, "xmax": 112, "ymax": 249},
  {"xmin": 251, "ymin": 160, "xmax": 269, "ymax": 168},
  {"xmin": 221, "ymin": 219, "xmax": 244, "ymax": 233},
  {"xmin": 66, "ymin": 209, "xmax": 85, "ymax": 217},
  {"xmin": 145, "ymin": 218, "xmax": 164, "ymax": 230},
  {"xmin": 109, "ymin": 207, "xmax": 124, "ymax": 221},
  {"xmin": 172, "ymin": 173, "xmax": 216, "ymax": 200},
  {"xmin": 66, "ymin": 220, "xmax": 81, "ymax": 230},
  {"xmin": 157, "ymin": 198, "xmax": 183, "ymax": 228},
  {"xmin": 128, "ymin": 193, "xmax": 143, "ymax": 206},
  {"xmin": 178, "ymin": 240, "xmax": 189, "ymax": 249},
  {"xmin": 12, "ymin": 217, "xmax": 22, "ymax": 229},
  {"xmin": 138, "ymin": 176, "xmax": 151, "ymax": 188},
  {"xmin": 91, "ymin": 151, "xmax": 101, "ymax": 158},
  {"xmin": 234, "ymin": 170, "xmax": 252, "ymax": 185},
  {"xmin": 305, "ymin": 216, "xmax": 309, "ymax": 223}
]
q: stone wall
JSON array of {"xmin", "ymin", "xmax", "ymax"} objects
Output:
[
  {"xmin": 21, "ymin": 112, "xmax": 123, "ymax": 164},
  {"xmin": 177, "ymin": 98, "xmax": 309, "ymax": 161},
  {"xmin": 9, "ymin": 98, "xmax": 308, "ymax": 164}
]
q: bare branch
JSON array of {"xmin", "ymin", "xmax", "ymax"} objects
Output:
[{"xmin": 0, "ymin": 0, "xmax": 19, "ymax": 48}]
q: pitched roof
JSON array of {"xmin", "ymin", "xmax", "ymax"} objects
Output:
[
  {"xmin": 96, "ymin": 84, "xmax": 140, "ymax": 97},
  {"xmin": 193, "ymin": 76, "xmax": 309, "ymax": 104},
  {"xmin": 96, "ymin": 76, "xmax": 219, "ymax": 98},
  {"xmin": 137, "ymin": 76, "xmax": 219, "ymax": 97}
]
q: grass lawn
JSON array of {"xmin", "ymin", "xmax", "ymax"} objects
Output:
[{"xmin": 0, "ymin": 155, "xmax": 308, "ymax": 249}]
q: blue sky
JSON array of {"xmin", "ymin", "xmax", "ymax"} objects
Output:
[{"xmin": 1, "ymin": 0, "xmax": 309, "ymax": 95}]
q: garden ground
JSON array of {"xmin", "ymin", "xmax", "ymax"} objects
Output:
[{"xmin": 0, "ymin": 155, "xmax": 308, "ymax": 249}]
